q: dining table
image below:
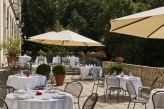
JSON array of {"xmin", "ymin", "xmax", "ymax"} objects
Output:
[
  {"xmin": 79, "ymin": 66, "xmax": 102, "ymax": 80},
  {"xmin": 104, "ymin": 75, "xmax": 142, "ymax": 97},
  {"xmin": 7, "ymin": 74, "xmax": 46, "ymax": 90},
  {"xmin": 5, "ymin": 90, "xmax": 74, "ymax": 109},
  {"xmin": 18, "ymin": 55, "xmax": 31, "ymax": 67}
]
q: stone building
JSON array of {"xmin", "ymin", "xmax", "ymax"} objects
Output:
[{"xmin": 0, "ymin": 0, "xmax": 22, "ymax": 67}]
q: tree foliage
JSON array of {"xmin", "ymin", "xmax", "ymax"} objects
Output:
[{"xmin": 22, "ymin": 0, "xmax": 164, "ymax": 67}]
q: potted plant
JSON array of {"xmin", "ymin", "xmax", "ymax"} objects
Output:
[
  {"xmin": 36, "ymin": 64, "xmax": 51, "ymax": 79},
  {"xmin": 52, "ymin": 65, "xmax": 66, "ymax": 86},
  {"xmin": 109, "ymin": 64, "xmax": 124, "ymax": 75},
  {"xmin": 0, "ymin": 37, "xmax": 22, "ymax": 64}
]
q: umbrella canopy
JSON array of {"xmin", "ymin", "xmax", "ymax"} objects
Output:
[
  {"xmin": 29, "ymin": 30, "xmax": 104, "ymax": 46},
  {"xmin": 110, "ymin": 6, "xmax": 164, "ymax": 39}
]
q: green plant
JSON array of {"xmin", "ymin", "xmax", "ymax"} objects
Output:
[
  {"xmin": 36, "ymin": 64, "xmax": 51, "ymax": 77},
  {"xmin": 109, "ymin": 64, "xmax": 124, "ymax": 75},
  {"xmin": 0, "ymin": 37, "xmax": 22, "ymax": 57},
  {"xmin": 85, "ymin": 57, "xmax": 101, "ymax": 66},
  {"xmin": 38, "ymin": 49, "xmax": 46, "ymax": 56},
  {"xmin": 52, "ymin": 65, "xmax": 66, "ymax": 75}
]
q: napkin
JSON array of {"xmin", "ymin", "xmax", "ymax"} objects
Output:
[
  {"xmin": 36, "ymin": 91, "xmax": 42, "ymax": 96},
  {"xmin": 15, "ymin": 95, "xmax": 28, "ymax": 100},
  {"xmin": 26, "ymin": 74, "xmax": 30, "ymax": 77},
  {"xmin": 52, "ymin": 94, "xmax": 66, "ymax": 99}
]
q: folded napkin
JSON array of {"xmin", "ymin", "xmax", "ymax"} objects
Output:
[
  {"xmin": 26, "ymin": 74, "xmax": 30, "ymax": 77},
  {"xmin": 36, "ymin": 91, "xmax": 42, "ymax": 96},
  {"xmin": 15, "ymin": 95, "xmax": 28, "ymax": 100},
  {"xmin": 52, "ymin": 94, "xmax": 66, "ymax": 99}
]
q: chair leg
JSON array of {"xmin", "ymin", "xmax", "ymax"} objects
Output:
[
  {"xmin": 133, "ymin": 103, "xmax": 136, "ymax": 109},
  {"xmin": 91, "ymin": 81, "xmax": 95, "ymax": 94},
  {"xmin": 78, "ymin": 99, "xmax": 80, "ymax": 109},
  {"xmin": 117, "ymin": 90, "xmax": 120, "ymax": 103},
  {"xmin": 145, "ymin": 104, "xmax": 146, "ymax": 109},
  {"xmin": 96, "ymin": 81, "xmax": 99, "ymax": 93},
  {"xmin": 127, "ymin": 102, "xmax": 130, "ymax": 109}
]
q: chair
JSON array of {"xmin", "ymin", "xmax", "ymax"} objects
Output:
[
  {"xmin": 90, "ymin": 67, "xmax": 103, "ymax": 93},
  {"xmin": 2, "ymin": 70, "xmax": 15, "ymax": 93},
  {"xmin": 69, "ymin": 65, "xmax": 80, "ymax": 79},
  {"xmin": 64, "ymin": 81, "xmax": 83, "ymax": 109},
  {"xmin": 126, "ymin": 81, "xmax": 148, "ymax": 109},
  {"xmin": 105, "ymin": 75, "xmax": 124, "ymax": 103},
  {"xmin": 152, "ymin": 91, "xmax": 164, "ymax": 109},
  {"xmin": 82, "ymin": 93, "xmax": 98, "ymax": 109},
  {"xmin": 2, "ymin": 70, "xmax": 14, "ymax": 83},
  {"xmin": 0, "ymin": 97, "xmax": 9, "ymax": 109},
  {"xmin": 139, "ymin": 75, "xmax": 159, "ymax": 97},
  {"xmin": 0, "ymin": 81, "xmax": 7, "ymax": 99}
]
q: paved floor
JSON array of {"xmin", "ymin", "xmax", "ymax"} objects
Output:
[{"xmin": 57, "ymin": 75, "xmax": 145, "ymax": 109}]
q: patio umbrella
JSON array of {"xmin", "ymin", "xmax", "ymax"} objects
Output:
[
  {"xmin": 28, "ymin": 30, "xmax": 104, "ymax": 63},
  {"xmin": 110, "ymin": 6, "xmax": 164, "ymax": 39},
  {"xmin": 29, "ymin": 30, "xmax": 104, "ymax": 46}
]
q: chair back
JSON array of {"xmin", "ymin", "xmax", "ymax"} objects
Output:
[
  {"xmin": 152, "ymin": 91, "xmax": 164, "ymax": 109},
  {"xmin": 126, "ymin": 81, "xmax": 137, "ymax": 100},
  {"xmin": 90, "ymin": 67, "xmax": 101, "ymax": 80},
  {"xmin": 0, "ymin": 98, "xmax": 8, "ymax": 109},
  {"xmin": 150, "ymin": 76, "xmax": 159, "ymax": 89},
  {"xmin": 0, "ymin": 81, "xmax": 7, "ymax": 99},
  {"xmin": 82, "ymin": 93, "xmax": 98, "ymax": 109},
  {"xmin": 38, "ymin": 56, "xmax": 45, "ymax": 64},
  {"xmin": 2, "ymin": 70, "xmax": 14, "ymax": 83},
  {"xmin": 64, "ymin": 81, "xmax": 83, "ymax": 98},
  {"xmin": 106, "ymin": 75, "xmax": 120, "ymax": 87}
]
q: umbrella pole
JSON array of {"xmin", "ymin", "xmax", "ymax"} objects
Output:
[{"xmin": 60, "ymin": 42, "xmax": 64, "ymax": 65}]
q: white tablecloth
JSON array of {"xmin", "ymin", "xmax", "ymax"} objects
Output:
[
  {"xmin": 52, "ymin": 56, "xmax": 60, "ymax": 64},
  {"xmin": 7, "ymin": 75, "xmax": 46, "ymax": 90},
  {"xmin": 104, "ymin": 75, "xmax": 142, "ymax": 96},
  {"xmin": 147, "ymin": 88, "xmax": 164, "ymax": 109},
  {"xmin": 35, "ymin": 56, "xmax": 47, "ymax": 65},
  {"xmin": 5, "ymin": 90, "xmax": 74, "ymax": 109},
  {"xmin": 70, "ymin": 56, "xmax": 79, "ymax": 67},
  {"xmin": 79, "ymin": 66, "xmax": 102, "ymax": 80},
  {"xmin": 18, "ymin": 55, "xmax": 31, "ymax": 66}
]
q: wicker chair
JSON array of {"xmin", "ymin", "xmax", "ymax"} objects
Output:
[
  {"xmin": 152, "ymin": 91, "xmax": 164, "ymax": 109},
  {"xmin": 126, "ymin": 81, "xmax": 148, "ymax": 109},
  {"xmin": 64, "ymin": 81, "xmax": 83, "ymax": 109},
  {"xmin": 82, "ymin": 93, "xmax": 98, "ymax": 109}
]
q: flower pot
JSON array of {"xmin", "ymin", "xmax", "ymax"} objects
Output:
[
  {"xmin": 10, "ymin": 67, "xmax": 22, "ymax": 74},
  {"xmin": 55, "ymin": 75, "xmax": 65, "ymax": 86},
  {"xmin": 7, "ymin": 56, "xmax": 19, "ymax": 65}
]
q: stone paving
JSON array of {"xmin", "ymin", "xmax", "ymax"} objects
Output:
[{"xmin": 57, "ymin": 75, "xmax": 145, "ymax": 109}]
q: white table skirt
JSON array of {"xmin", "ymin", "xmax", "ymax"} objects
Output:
[
  {"xmin": 5, "ymin": 90, "xmax": 74, "ymax": 109},
  {"xmin": 7, "ymin": 75, "xmax": 46, "ymax": 90},
  {"xmin": 104, "ymin": 75, "xmax": 142, "ymax": 96},
  {"xmin": 35, "ymin": 56, "xmax": 47, "ymax": 65},
  {"xmin": 79, "ymin": 66, "xmax": 102, "ymax": 80},
  {"xmin": 147, "ymin": 89, "xmax": 164, "ymax": 109},
  {"xmin": 18, "ymin": 55, "xmax": 31, "ymax": 66},
  {"xmin": 52, "ymin": 57, "xmax": 60, "ymax": 64}
]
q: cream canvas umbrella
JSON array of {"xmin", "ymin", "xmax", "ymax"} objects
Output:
[
  {"xmin": 29, "ymin": 30, "xmax": 104, "ymax": 46},
  {"xmin": 28, "ymin": 30, "xmax": 104, "ymax": 63},
  {"xmin": 110, "ymin": 6, "xmax": 164, "ymax": 39}
]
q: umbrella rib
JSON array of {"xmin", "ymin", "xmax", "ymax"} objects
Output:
[
  {"xmin": 147, "ymin": 24, "xmax": 164, "ymax": 38},
  {"xmin": 111, "ymin": 16, "xmax": 151, "ymax": 31},
  {"xmin": 83, "ymin": 42, "xmax": 89, "ymax": 46}
]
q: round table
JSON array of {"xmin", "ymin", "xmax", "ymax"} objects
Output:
[
  {"xmin": 104, "ymin": 75, "xmax": 142, "ymax": 96},
  {"xmin": 7, "ymin": 75, "xmax": 46, "ymax": 90},
  {"xmin": 5, "ymin": 90, "xmax": 74, "ymax": 109}
]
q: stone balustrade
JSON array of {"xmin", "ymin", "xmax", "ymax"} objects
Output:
[{"xmin": 102, "ymin": 61, "xmax": 164, "ymax": 88}]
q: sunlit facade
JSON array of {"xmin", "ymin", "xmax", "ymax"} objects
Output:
[{"xmin": 0, "ymin": 0, "xmax": 22, "ymax": 67}]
